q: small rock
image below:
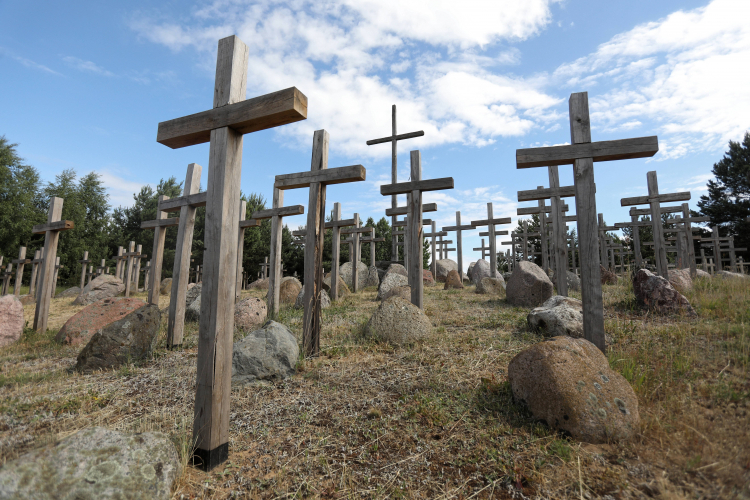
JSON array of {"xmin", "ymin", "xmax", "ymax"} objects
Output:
[
  {"xmin": 185, "ymin": 283, "xmax": 202, "ymax": 308},
  {"xmin": 249, "ymin": 278, "xmax": 269, "ymax": 290},
  {"xmin": 566, "ymin": 271, "xmax": 581, "ymax": 292},
  {"xmin": 185, "ymin": 294, "xmax": 201, "ymax": 322},
  {"xmin": 280, "ymin": 278, "xmax": 302, "ymax": 304},
  {"xmin": 0, "ymin": 295, "xmax": 24, "ymax": 347},
  {"xmin": 422, "ymin": 270, "xmax": 435, "ymax": 287},
  {"xmin": 58, "ymin": 287, "xmax": 81, "ymax": 298},
  {"xmin": 382, "ymin": 285, "xmax": 411, "ymax": 302},
  {"xmin": 232, "ymin": 320, "xmax": 299, "ymax": 383},
  {"xmin": 600, "ymin": 265, "xmax": 617, "ymax": 285},
  {"xmin": 377, "ymin": 272, "xmax": 409, "ymax": 300},
  {"xmin": 476, "ymin": 276, "xmax": 505, "ymax": 294},
  {"xmin": 363, "ymin": 296, "xmax": 431, "ymax": 345},
  {"xmin": 435, "ymin": 259, "xmax": 458, "ymax": 283},
  {"xmin": 159, "ymin": 278, "xmax": 172, "ymax": 295},
  {"xmin": 0, "ymin": 426, "xmax": 180, "ymax": 500},
  {"xmin": 294, "ymin": 286, "xmax": 331, "ymax": 310},
  {"xmin": 322, "ymin": 273, "xmax": 350, "ymax": 298},
  {"xmin": 668, "ymin": 268, "xmax": 693, "ymax": 293},
  {"xmin": 74, "ymin": 275, "xmax": 126, "ymax": 306},
  {"xmin": 633, "ymin": 269, "xmax": 696, "ymax": 316},
  {"xmin": 508, "ymin": 336, "xmax": 640, "ymax": 443},
  {"xmin": 75, "ymin": 304, "xmax": 161, "ymax": 372},
  {"xmin": 527, "ymin": 296, "xmax": 583, "ymax": 338},
  {"xmin": 443, "ymin": 270, "xmax": 464, "ymax": 289},
  {"xmin": 340, "ymin": 261, "xmax": 369, "ymax": 290},
  {"xmin": 55, "ymin": 297, "xmax": 147, "ymax": 345},
  {"xmin": 366, "ymin": 265, "xmax": 380, "ymax": 288},
  {"xmin": 506, "ymin": 261, "xmax": 554, "ymax": 307},
  {"xmin": 235, "ymin": 297, "xmax": 268, "ymax": 331},
  {"xmin": 469, "ymin": 259, "xmax": 491, "ymax": 286},
  {"xmin": 695, "ymin": 269, "xmax": 711, "ymax": 279}
]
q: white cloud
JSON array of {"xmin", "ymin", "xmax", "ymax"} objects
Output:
[
  {"xmin": 0, "ymin": 47, "xmax": 63, "ymax": 76},
  {"xmin": 96, "ymin": 170, "xmax": 153, "ymax": 208},
  {"xmin": 63, "ymin": 56, "xmax": 116, "ymax": 77}
]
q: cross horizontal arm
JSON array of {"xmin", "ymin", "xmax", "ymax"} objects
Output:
[
  {"xmin": 394, "ymin": 219, "xmax": 432, "ymax": 228},
  {"xmin": 275, "ymin": 165, "xmax": 365, "ymax": 190},
  {"xmin": 380, "ymin": 177, "xmax": 454, "ymax": 196},
  {"xmin": 516, "ymin": 136, "xmax": 658, "ymax": 169},
  {"xmin": 361, "ymin": 237, "xmax": 386, "ymax": 243},
  {"xmin": 424, "ymin": 231, "xmax": 448, "ymax": 237},
  {"xmin": 479, "ymin": 230, "xmax": 509, "ymax": 237},
  {"xmin": 517, "ymin": 203, "xmax": 570, "ymax": 215},
  {"xmin": 674, "ymin": 216, "xmax": 710, "ymax": 223},
  {"xmin": 518, "ymin": 185, "xmax": 576, "ymax": 202},
  {"xmin": 471, "ymin": 217, "xmax": 512, "ymax": 227},
  {"xmin": 252, "ymin": 205, "xmax": 305, "ymax": 219},
  {"xmin": 629, "ymin": 205, "xmax": 683, "ymax": 216},
  {"xmin": 141, "ymin": 218, "xmax": 180, "ymax": 229},
  {"xmin": 340, "ymin": 226, "xmax": 373, "ymax": 235},
  {"xmin": 239, "ymin": 219, "xmax": 261, "ymax": 228},
  {"xmin": 620, "ymin": 192, "xmax": 691, "ymax": 207},
  {"xmin": 442, "ymin": 224, "xmax": 475, "ymax": 231},
  {"xmin": 385, "ymin": 203, "xmax": 437, "ymax": 216},
  {"xmin": 326, "ymin": 218, "xmax": 357, "ymax": 229},
  {"xmin": 563, "ymin": 216, "xmax": 577, "ymax": 223},
  {"xmin": 366, "ymin": 130, "xmax": 424, "ymax": 146},
  {"xmin": 32, "ymin": 220, "xmax": 74, "ymax": 234},
  {"xmin": 159, "ymin": 192, "xmax": 207, "ymax": 212},
  {"xmin": 157, "ymin": 87, "xmax": 308, "ymax": 149},
  {"xmin": 12, "ymin": 259, "xmax": 31, "ymax": 264}
]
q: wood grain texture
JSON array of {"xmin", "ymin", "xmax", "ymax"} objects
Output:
[
  {"xmin": 33, "ymin": 197, "xmax": 64, "ymax": 333},
  {"xmin": 366, "ymin": 130, "xmax": 424, "ymax": 145},
  {"xmin": 330, "ymin": 203, "xmax": 342, "ymax": 301},
  {"xmin": 620, "ymin": 191, "xmax": 691, "ymax": 206},
  {"xmin": 274, "ymin": 165, "xmax": 365, "ymax": 190},
  {"xmin": 236, "ymin": 200, "xmax": 247, "ymax": 302},
  {"xmin": 381, "ymin": 177, "xmax": 453, "ymax": 196},
  {"xmin": 647, "ymin": 171, "xmax": 669, "ymax": 278},
  {"xmin": 32, "ymin": 220, "xmax": 73, "ymax": 234},
  {"xmin": 124, "ymin": 241, "xmax": 135, "ymax": 298},
  {"xmin": 28, "ymin": 249, "xmax": 41, "ymax": 297},
  {"xmin": 518, "ymin": 185, "xmax": 576, "ymax": 202},
  {"xmin": 385, "ymin": 203, "xmax": 437, "ymax": 216},
  {"xmin": 140, "ymin": 217, "xmax": 180, "ymax": 229},
  {"xmin": 238, "ymin": 219, "xmax": 261, "ymax": 228},
  {"xmin": 159, "ymin": 192, "xmax": 208, "ymax": 212},
  {"xmin": 408, "ymin": 151, "xmax": 424, "ymax": 309},
  {"xmin": 251, "ymin": 205, "xmax": 305, "ymax": 220},
  {"xmin": 168, "ymin": 163, "xmax": 202, "ymax": 347},
  {"xmin": 517, "ymin": 136, "xmax": 658, "ymax": 168},
  {"xmin": 158, "ymin": 87, "xmax": 307, "ymax": 149},
  {"xmin": 267, "ymin": 188, "xmax": 284, "ymax": 317},
  {"xmin": 516, "ymin": 203, "xmax": 570, "ymax": 215},
  {"xmin": 13, "ymin": 247, "xmax": 27, "ymax": 296}
]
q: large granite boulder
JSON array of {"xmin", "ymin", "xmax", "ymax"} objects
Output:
[
  {"xmin": 717, "ymin": 270, "xmax": 749, "ymax": 280},
  {"xmin": 467, "ymin": 261, "xmax": 476, "ymax": 279},
  {"xmin": 322, "ymin": 273, "xmax": 350, "ymax": 298},
  {"xmin": 377, "ymin": 272, "xmax": 409, "ymax": 300},
  {"xmin": 423, "ymin": 270, "xmax": 435, "ymax": 287},
  {"xmin": 443, "ymin": 270, "xmax": 464, "ymax": 290},
  {"xmin": 363, "ymin": 296, "xmax": 431, "ymax": 346},
  {"xmin": 58, "ymin": 286, "xmax": 81, "ymax": 298},
  {"xmin": 633, "ymin": 269, "xmax": 696, "ymax": 316},
  {"xmin": 232, "ymin": 320, "xmax": 299, "ymax": 384},
  {"xmin": 159, "ymin": 278, "xmax": 172, "ymax": 295},
  {"xmin": 668, "ymin": 268, "xmax": 693, "ymax": 293},
  {"xmin": 294, "ymin": 286, "xmax": 331, "ymax": 310},
  {"xmin": 508, "ymin": 336, "xmax": 640, "ymax": 443},
  {"xmin": 384, "ymin": 263, "xmax": 408, "ymax": 279},
  {"xmin": 249, "ymin": 277, "xmax": 269, "ymax": 290},
  {"xmin": 279, "ymin": 277, "xmax": 302, "ymax": 304},
  {"xmin": 469, "ymin": 259, "xmax": 492, "ymax": 286},
  {"xmin": 0, "ymin": 426, "xmax": 180, "ymax": 499},
  {"xmin": 55, "ymin": 297, "xmax": 146, "ymax": 346},
  {"xmin": 435, "ymin": 259, "xmax": 458, "ymax": 283},
  {"xmin": 340, "ymin": 261, "xmax": 369, "ymax": 290},
  {"xmin": 527, "ymin": 296, "xmax": 583, "ymax": 338},
  {"xmin": 476, "ymin": 276, "xmax": 505, "ymax": 295},
  {"xmin": 366, "ymin": 265, "xmax": 380, "ymax": 288},
  {"xmin": 235, "ymin": 297, "xmax": 268, "ymax": 331},
  {"xmin": 506, "ymin": 261, "xmax": 554, "ymax": 307},
  {"xmin": 75, "ymin": 304, "xmax": 161, "ymax": 372},
  {"xmin": 382, "ymin": 285, "xmax": 411, "ymax": 302},
  {"xmin": 600, "ymin": 265, "xmax": 617, "ymax": 285},
  {"xmin": 0, "ymin": 295, "xmax": 24, "ymax": 347},
  {"xmin": 73, "ymin": 275, "xmax": 125, "ymax": 306}
]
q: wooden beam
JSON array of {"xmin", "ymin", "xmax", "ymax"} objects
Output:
[
  {"xmin": 518, "ymin": 185, "xmax": 576, "ymax": 202},
  {"xmin": 141, "ymin": 217, "xmax": 180, "ymax": 229},
  {"xmin": 380, "ymin": 177, "xmax": 454, "ymax": 196},
  {"xmin": 252, "ymin": 205, "xmax": 305, "ymax": 219},
  {"xmin": 516, "ymin": 136, "xmax": 658, "ymax": 168},
  {"xmin": 620, "ymin": 191, "xmax": 691, "ymax": 207},
  {"xmin": 366, "ymin": 130, "xmax": 424, "ymax": 145},
  {"xmin": 32, "ymin": 220, "xmax": 74, "ymax": 234},
  {"xmin": 275, "ymin": 165, "xmax": 365, "ymax": 190},
  {"xmin": 159, "ymin": 192, "xmax": 208, "ymax": 212},
  {"xmin": 385, "ymin": 203, "xmax": 437, "ymax": 216}
]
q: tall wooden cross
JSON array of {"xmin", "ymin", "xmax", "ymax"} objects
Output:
[
  {"xmin": 340, "ymin": 215, "xmax": 372, "ymax": 293},
  {"xmin": 77, "ymin": 251, "xmax": 90, "ymax": 300},
  {"xmin": 1, "ymin": 264, "xmax": 12, "ymax": 295},
  {"xmin": 237, "ymin": 201, "xmax": 261, "ymax": 302},
  {"xmin": 32, "ymin": 198, "xmax": 74, "ymax": 332},
  {"xmin": 361, "ymin": 228, "xmax": 385, "ymax": 267},
  {"xmin": 327, "ymin": 203, "xmax": 357, "ymax": 300},
  {"xmin": 367, "ymin": 105, "xmax": 425, "ymax": 261},
  {"xmin": 471, "ymin": 203, "xmax": 511, "ymax": 279},
  {"xmin": 155, "ymin": 34, "xmax": 307, "ymax": 471},
  {"xmin": 423, "ymin": 222, "xmax": 446, "ymax": 278},
  {"xmin": 11, "ymin": 247, "xmax": 30, "ymax": 296},
  {"xmin": 381, "ymin": 151, "xmax": 453, "ymax": 309},
  {"xmin": 516, "ymin": 91, "xmax": 659, "ymax": 352},
  {"xmin": 621, "ymin": 171, "xmax": 690, "ymax": 279},
  {"xmin": 274, "ymin": 130, "xmax": 365, "ymax": 357},
  {"xmin": 443, "ymin": 212, "xmax": 475, "ymax": 282},
  {"xmin": 28, "ymin": 248, "xmax": 43, "ymax": 297},
  {"xmin": 123, "ymin": 241, "xmax": 141, "ymax": 297},
  {"xmin": 133, "ymin": 245, "xmax": 145, "ymax": 291},
  {"xmin": 141, "ymin": 195, "xmax": 180, "ymax": 305}
]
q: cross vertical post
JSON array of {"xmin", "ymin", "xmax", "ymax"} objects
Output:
[
  {"xmin": 124, "ymin": 241, "xmax": 136, "ymax": 297},
  {"xmin": 236, "ymin": 200, "xmax": 247, "ymax": 303},
  {"xmin": 12, "ymin": 247, "xmax": 30, "ymax": 296},
  {"xmin": 443, "ymin": 211, "xmax": 475, "ymax": 282},
  {"xmin": 29, "ymin": 249, "xmax": 42, "ymax": 297},
  {"xmin": 549, "ymin": 166, "xmax": 569, "ymax": 295},
  {"xmin": 141, "ymin": 195, "xmax": 178, "ymax": 305}
]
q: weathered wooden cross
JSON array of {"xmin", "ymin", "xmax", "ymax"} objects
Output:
[
  {"xmin": 476, "ymin": 239, "xmax": 492, "ymax": 260},
  {"xmin": 361, "ymin": 228, "xmax": 385, "ymax": 267},
  {"xmin": 77, "ymin": 251, "xmax": 90, "ymax": 300},
  {"xmin": 123, "ymin": 241, "xmax": 141, "ymax": 297},
  {"xmin": 516, "ymin": 91, "xmax": 659, "ymax": 352},
  {"xmin": 471, "ymin": 203, "xmax": 511, "ymax": 279},
  {"xmin": 1, "ymin": 264, "xmax": 12, "ymax": 295},
  {"xmin": 341, "ymin": 216, "xmax": 372, "ymax": 293},
  {"xmin": 28, "ymin": 248, "xmax": 43, "ymax": 297},
  {"xmin": 141, "ymin": 195, "xmax": 180, "ymax": 305},
  {"xmin": 156, "ymin": 34, "xmax": 308, "ymax": 470},
  {"xmin": 442, "ymin": 212, "xmax": 475, "ymax": 282},
  {"xmin": 11, "ymin": 247, "xmax": 30, "ymax": 296},
  {"xmin": 424, "ymin": 222, "xmax": 447, "ymax": 279},
  {"xmin": 237, "ymin": 200, "xmax": 261, "ymax": 302}
]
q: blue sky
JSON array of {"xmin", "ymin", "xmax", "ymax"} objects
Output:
[{"xmin": 2, "ymin": 0, "xmax": 748, "ymax": 269}]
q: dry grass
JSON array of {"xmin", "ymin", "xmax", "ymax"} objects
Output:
[{"xmin": 0, "ymin": 277, "xmax": 748, "ymax": 499}]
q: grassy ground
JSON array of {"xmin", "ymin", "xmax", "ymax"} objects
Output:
[{"xmin": 0, "ymin": 276, "xmax": 748, "ymax": 499}]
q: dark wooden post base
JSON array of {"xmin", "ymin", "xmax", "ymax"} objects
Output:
[{"xmin": 192, "ymin": 443, "xmax": 229, "ymax": 471}]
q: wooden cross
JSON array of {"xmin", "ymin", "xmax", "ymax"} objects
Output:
[
  {"xmin": 673, "ymin": 204, "xmax": 710, "ymax": 277},
  {"xmin": 387, "ymin": 203, "xmax": 437, "ymax": 267},
  {"xmin": 260, "ymin": 257, "xmax": 269, "ymax": 279},
  {"xmin": 621, "ymin": 171, "xmax": 690, "ymax": 279},
  {"xmin": 251, "ymin": 199, "xmax": 304, "ymax": 317},
  {"xmin": 327, "ymin": 203, "xmax": 357, "ymax": 300},
  {"xmin": 237, "ymin": 200, "xmax": 261, "ymax": 302},
  {"xmin": 133, "ymin": 246, "xmax": 145, "ymax": 291},
  {"xmin": 341, "ymin": 216, "xmax": 372, "ymax": 293},
  {"xmin": 381, "ymin": 151, "xmax": 453, "ymax": 309},
  {"xmin": 567, "ymin": 235, "xmax": 579, "ymax": 275},
  {"xmin": 443, "ymin": 212, "xmax": 475, "ymax": 282},
  {"xmin": 475, "ymin": 239, "xmax": 491, "ymax": 260},
  {"xmin": 77, "ymin": 251, "xmax": 90, "ymax": 300},
  {"xmin": 1, "ymin": 264, "xmax": 12, "ymax": 295},
  {"xmin": 122, "ymin": 241, "xmax": 139, "ymax": 297},
  {"xmin": 141, "ymin": 195, "xmax": 180, "ymax": 305},
  {"xmin": 597, "ymin": 215, "xmax": 619, "ymax": 270},
  {"xmin": 10, "ymin": 247, "xmax": 30, "ymax": 296},
  {"xmin": 28, "ymin": 249, "xmax": 42, "ymax": 297},
  {"xmin": 96, "ymin": 259, "xmax": 106, "ymax": 277},
  {"xmin": 393, "ymin": 216, "xmax": 432, "ymax": 270},
  {"xmin": 516, "ymin": 91, "xmax": 659, "ymax": 352},
  {"xmin": 156, "ymin": 34, "xmax": 307, "ymax": 471},
  {"xmin": 471, "ymin": 203, "xmax": 511, "ymax": 279},
  {"xmin": 114, "ymin": 246, "xmax": 125, "ymax": 281},
  {"xmin": 516, "ymin": 189, "xmax": 552, "ymax": 270},
  {"xmin": 32, "ymin": 198, "xmax": 74, "ymax": 332},
  {"xmin": 438, "ymin": 239, "xmax": 454, "ymax": 260},
  {"xmin": 361, "ymin": 228, "xmax": 385, "ymax": 267},
  {"xmin": 367, "ymin": 104, "xmax": 425, "ymax": 261},
  {"xmin": 423, "ymin": 222, "xmax": 446, "ymax": 278},
  {"xmin": 51, "ymin": 257, "xmax": 63, "ymax": 298},
  {"xmin": 274, "ymin": 129, "xmax": 365, "ymax": 357},
  {"xmin": 519, "ymin": 220, "xmax": 541, "ymax": 261},
  {"xmin": 141, "ymin": 260, "xmax": 151, "ymax": 290}
]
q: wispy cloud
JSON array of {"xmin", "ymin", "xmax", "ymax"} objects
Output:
[
  {"xmin": 63, "ymin": 56, "xmax": 116, "ymax": 77},
  {"xmin": 1, "ymin": 47, "xmax": 63, "ymax": 76}
]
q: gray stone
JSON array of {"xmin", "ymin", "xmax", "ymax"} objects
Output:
[
  {"xmin": 509, "ymin": 336, "xmax": 640, "ymax": 444},
  {"xmin": 633, "ymin": 269, "xmax": 696, "ymax": 316},
  {"xmin": 527, "ymin": 296, "xmax": 584, "ymax": 338},
  {"xmin": 476, "ymin": 276, "xmax": 505, "ymax": 295},
  {"xmin": 717, "ymin": 270, "xmax": 749, "ymax": 280},
  {"xmin": 363, "ymin": 296, "xmax": 431, "ymax": 346},
  {"xmin": 75, "ymin": 304, "xmax": 161, "ymax": 373},
  {"xmin": 0, "ymin": 426, "xmax": 180, "ymax": 500},
  {"xmin": 73, "ymin": 275, "xmax": 126, "ymax": 306},
  {"xmin": 159, "ymin": 278, "xmax": 172, "ymax": 295},
  {"xmin": 185, "ymin": 282, "xmax": 202, "ymax": 307},
  {"xmin": 382, "ymin": 285, "xmax": 411, "ymax": 302},
  {"xmin": 280, "ymin": 277, "xmax": 302, "ymax": 304},
  {"xmin": 467, "ymin": 262, "xmax": 476, "ymax": 279},
  {"xmin": 566, "ymin": 271, "xmax": 581, "ymax": 292},
  {"xmin": 235, "ymin": 297, "xmax": 268, "ymax": 331},
  {"xmin": 384, "ymin": 263, "xmax": 408, "ymax": 279},
  {"xmin": 0, "ymin": 295, "xmax": 23, "ymax": 347},
  {"xmin": 435, "ymin": 259, "xmax": 458, "ymax": 283},
  {"xmin": 469, "ymin": 259, "xmax": 491, "ymax": 286},
  {"xmin": 58, "ymin": 286, "xmax": 81, "ymax": 298},
  {"xmin": 294, "ymin": 286, "xmax": 331, "ymax": 309},
  {"xmin": 695, "ymin": 269, "xmax": 711, "ymax": 279},
  {"xmin": 668, "ymin": 268, "xmax": 693, "ymax": 293},
  {"xmin": 506, "ymin": 261, "xmax": 554, "ymax": 307},
  {"xmin": 322, "ymin": 274, "xmax": 350, "ymax": 298},
  {"xmin": 249, "ymin": 277, "xmax": 269, "ymax": 290},
  {"xmin": 340, "ymin": 261, "xmax": 369, "ymax": 290},
  {"xmin": 232, "ymin": 320, "xmax": 299, "ymax": 384},
  {"xmin": 185, "ymin": 294, "xmax": 201, "ymax": 322},
  {"xmin": 366, "ymin": 265, "xmax": 380, "ymax": 288},
  {"xmin": 377, "ymin": 272, "xmax": 409, "ymax": 300}
]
